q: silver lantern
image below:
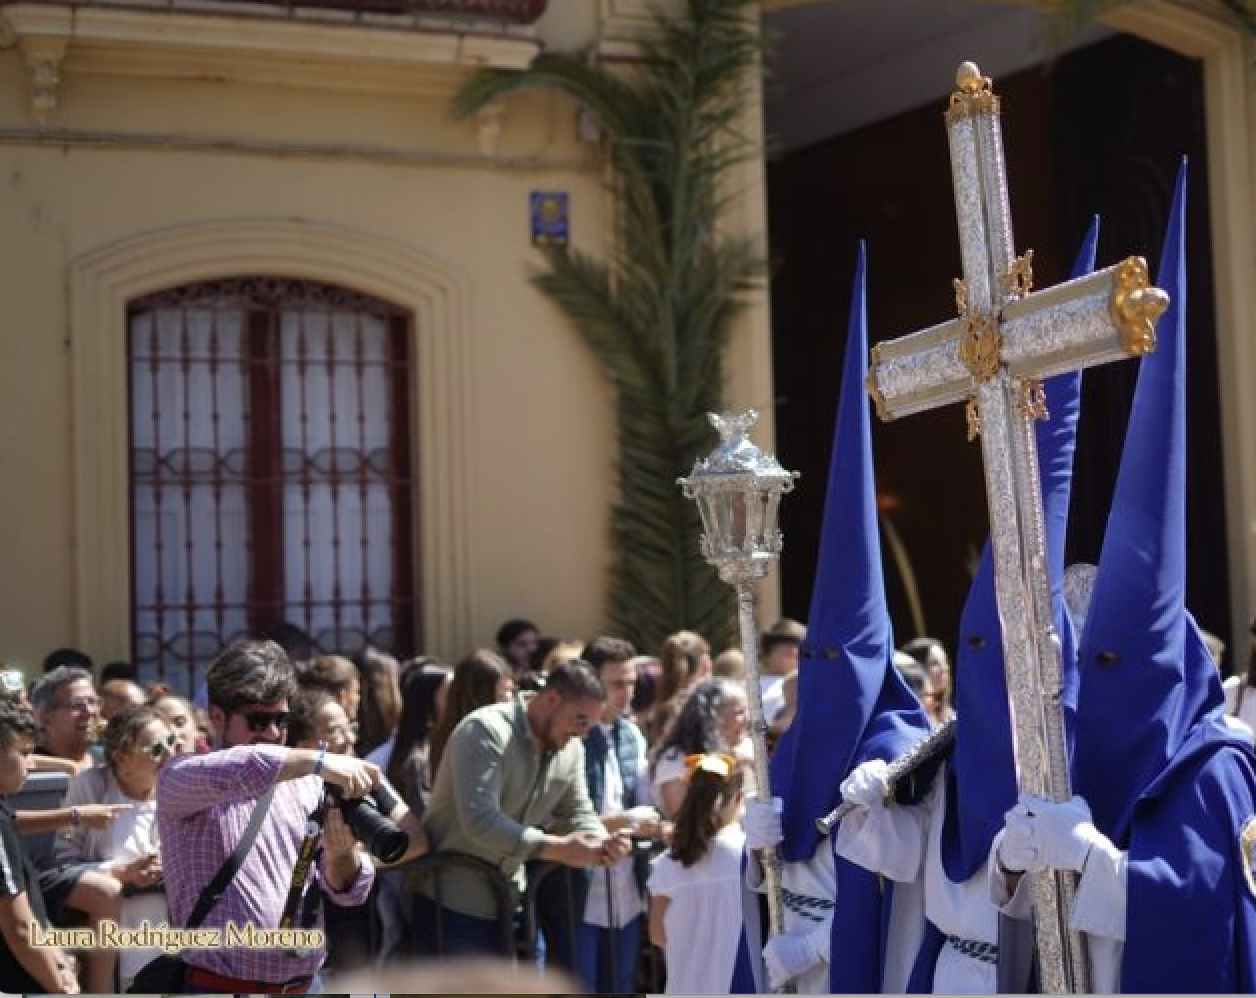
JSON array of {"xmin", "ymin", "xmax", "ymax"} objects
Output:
[{"xmin": 679, "ymin": 409, "xmax": 797, "ymax": 957}]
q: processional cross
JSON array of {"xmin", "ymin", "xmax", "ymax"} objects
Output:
[{"xmin": 865, "ymin": 62, "xmax": 1168, "ymax": 994}]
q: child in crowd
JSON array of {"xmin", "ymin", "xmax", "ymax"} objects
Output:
[
  {"xmin": 647, "ymin": 753, "xmax": 747, "ymax": 994},
  {"xmin": 0, "ymin": 700, "xmax": 79, "ymax": 993}
]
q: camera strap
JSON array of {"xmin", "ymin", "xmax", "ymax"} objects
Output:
[
  {"xmin": 186, "ymin": 785, "xmax": 277, "ymax": 929},
  {"xmin": 279, "ymin": 787, "xmax": 331, "ymax": 938}
]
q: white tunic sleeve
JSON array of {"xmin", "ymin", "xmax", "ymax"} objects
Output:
[
  {"xmin": 834, "ymin": 786, "xmax": 929, "ymax": 883},
  {"xmin": 989, "ymin": 829, "xmax": 1126, "ymax": 995},
  {"xmin": 1070, "ymin": 837, "xmax": 1126, "ymax": 994}
]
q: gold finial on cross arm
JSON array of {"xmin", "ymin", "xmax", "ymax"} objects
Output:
[
  {"xmin": 1110, "ymin": 256, "xmax": 1170, "ymax": 356},
  {"xmin": 956, "ymin": 60, "xmax": 986, "ymax": 94},
  {"xmin": 947, "ymin": 61, "xmax": 998, "ymax": 120}
]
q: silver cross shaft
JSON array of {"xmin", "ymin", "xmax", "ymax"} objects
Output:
[{"xmin": 865, "ymin": 62, "xmax": 1167, "ymax": 995}]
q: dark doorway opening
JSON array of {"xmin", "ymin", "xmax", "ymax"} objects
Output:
[{"xmin": 766, "ymin": 33, "xmax": 1229, "ymax": 663}]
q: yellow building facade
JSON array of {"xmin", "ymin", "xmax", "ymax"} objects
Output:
[
  {"xmin": 0, "ymin": 0, "xmax": 1252, "ymax": 681},
  {"xmin": 0, "ymin": 0, "xmax": 776, "ymax": 679}
]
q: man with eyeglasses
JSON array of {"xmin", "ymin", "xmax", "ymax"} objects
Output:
[
  {"xmin": 30, "ymin": 667, "xmax": 101, "ymax": 774},
  {"xmin": 157, "ymin": 639, "xmax": 379, "ymax": 994}
]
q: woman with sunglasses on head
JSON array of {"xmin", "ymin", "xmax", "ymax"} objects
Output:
[
  {"xmin": 147, "ymin": 691, "xmax": 201, "ymax": 756},
  {"xmin": 53, "ymin": 704, "xmax": 175, "ymax": 992}
]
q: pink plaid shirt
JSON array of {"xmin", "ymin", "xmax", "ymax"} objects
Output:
[{"xmin": 156, "ymin": 745, "xmax": 373, "ymax": 983}]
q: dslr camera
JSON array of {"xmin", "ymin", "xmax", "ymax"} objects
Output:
[{"xmin": 327, "ymin": 784, "xmax": 409, "ymax": 864}]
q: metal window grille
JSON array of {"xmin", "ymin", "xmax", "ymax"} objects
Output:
[{"xmin": 128, "ymin": 277, "xmax": 416, "ymax": 693}]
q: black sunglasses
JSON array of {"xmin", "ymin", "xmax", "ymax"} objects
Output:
[
  {"xmin": 238, "ymin": 708, "xmax": 291, "ymax": 732},
  {"xmin": 144, "ymin": 733, "xmax": 178, "ymax": 759}
]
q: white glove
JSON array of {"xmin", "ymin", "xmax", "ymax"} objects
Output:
[
  {"xmin": 743, "ymin": 796, "xmax": 783, "ymax": 851},
  {"xmin": 1014, "ymin": 793, "xmax": 1110, "ymax": 872},
  {"xmin": 995, "ymin": 810, "xmax": 1037, "ymax": 874},
  {"xmin": 763, "ymin": 928, "xmax": 825, "ymax": 990},
  {"xmin": 838, "ymin": 758, "xmax": 891, "ymax": 811}
]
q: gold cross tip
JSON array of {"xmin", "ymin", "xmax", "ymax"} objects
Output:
[{"xmin": 956, "ymin": 61, "xmax": 986, "ymax": 93}]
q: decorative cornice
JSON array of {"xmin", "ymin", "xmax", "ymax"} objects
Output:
[
  {"xmin": 18, "ymin": 33, "xmax": 65, "ymax": 125},
  {"xmin": 0, "ymin": 2, "xmax": 542, "ymax": 106}
]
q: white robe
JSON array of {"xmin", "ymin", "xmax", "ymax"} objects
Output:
[
  {"xmin": 838, "ymin": 763, "xmax": 1128, "ymax": 994},
  {"xmin": 746, "ymin": 840, "xmax": 835, "ymax": 993},
  {"xmin": 748, "ymin": 832, "xmax": 928, "ymax": 993},
  {"xmin": 835, "ymin": 764, "xmax": 1003, "ymax": 994},
  {"xmin": 989, "ymin": 828, "xmax": 1126, "ymax": 993}
]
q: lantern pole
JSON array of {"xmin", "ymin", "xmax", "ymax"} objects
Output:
[{"xmin": 679, "ymin": 410, "xmax": 797, "ymax": 956}]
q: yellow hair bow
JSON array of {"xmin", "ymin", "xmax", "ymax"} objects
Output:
[{"xmin": 684, "ymin": 752, "xmax": 738, "ymax": 782}]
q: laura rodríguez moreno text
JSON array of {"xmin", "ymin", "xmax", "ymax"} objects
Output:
[{"xmin": 28, "ymin": 919, "xmax": 325, "ymax": 953}]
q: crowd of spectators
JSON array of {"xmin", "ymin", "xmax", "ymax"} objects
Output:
[{"xmin": 0, "ymin": 616, "xmax": 958, "ymax": 993}]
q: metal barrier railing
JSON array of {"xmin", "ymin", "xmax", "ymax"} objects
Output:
[
  {"xmin": 522, "ymin": 845, "xmax": 665, "ymax": 993},
  {"xmin": 519, "ymin": 859, "xmax": 578, "ymax": 965},
  {"xmin": 405, "ymin": 846, "xmax": 665, "ymax": 991},
  {"xmin": 406, "ymin": 851, "xmax": 518, "ymax": 959}
]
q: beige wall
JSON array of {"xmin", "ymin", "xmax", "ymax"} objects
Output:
[{"xmin": 0, "ymin": 1, "xmax": 778, "ymax": 672}]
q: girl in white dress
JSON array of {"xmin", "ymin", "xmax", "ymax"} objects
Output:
[{"xmin": 648, "ymin": 753, "xmax": 747, "ymax": 994}]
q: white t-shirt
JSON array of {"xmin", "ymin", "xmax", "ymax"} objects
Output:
[
  {"xmin": 105, "ymin": 792, "xmax": 168, "ymax": 992},
  {"xmin": 649, "ymin": 823, "xmax": 747, "ymax": 994},
  {"xmin": 651, "ymin": 745, "xmax": 687, "ymax": 816},
  {"xmin": 652, "ymin": 744, "xmax": 758, "ymax": 818},
  {"xmin": 760, "ymin": 674, "xmax": 786, "ymax": 724},
  {"xmin": 584, "ymin": 723, "xmax": 648, "ymax": 928}
]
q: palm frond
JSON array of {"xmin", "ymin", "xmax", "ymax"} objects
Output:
[{"xmin": 453, "ymin": 0, "xmax": 767, "ymax": 653}]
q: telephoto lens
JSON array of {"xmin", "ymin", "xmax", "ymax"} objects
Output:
[{"xmin": 328, "ymin": 785, "xmax": 409, "ymax": 864}]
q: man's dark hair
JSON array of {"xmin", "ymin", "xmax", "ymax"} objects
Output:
[
  {"xmin": 286, "ymin": 689, "xmax": 335, "ymax": 746},
  {"xmin": 262, "ymin": 621, "xmax": 317, "ymax": 663},
  {"xmin": 99, "ymin": 660, "xmax": 138, "ymax": 684},
  {"xmin": 30, "ymin": 666, "xmax": 94, "ymax": 713},
  {"xmin": 761, "ymin": 618, "xmax": 806, "ymax": 656},
  {"xmin": 0, "ymin": 700, "xmax": 38, "ymax": 750},
  {"xmin": 207, "ymin": 639, "xmax": 298, "ymax": 711},
  {"xmin": 544, "ymin": 660, "xmax": 606, "ymax": 702},
  {"xmin": 42, "ymin": 647, "xmax": 93, "ymax": 675},
  {"xmin": 495, "ymin": 618, "xmax": 538, "ymax": 649},
  {"xmin": 583, "ymin": 636, "xmax": 636, "ymax": 673},
  {"xmin": 299, "ymin": 655, "xmax": 358, "ymax": 695}
]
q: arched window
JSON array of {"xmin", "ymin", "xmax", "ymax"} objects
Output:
[{"xmin": 128, "ymin": 277, "xmax": 415, "ymax": 691}]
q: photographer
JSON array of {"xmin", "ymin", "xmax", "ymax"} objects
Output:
[
  {"xmin": 156, "ymin": 639, "xmax": 378, "ymax": 994},
  {"xmin": 288, "ymin": 688, "xmax": 427, "ymax": 973}
]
